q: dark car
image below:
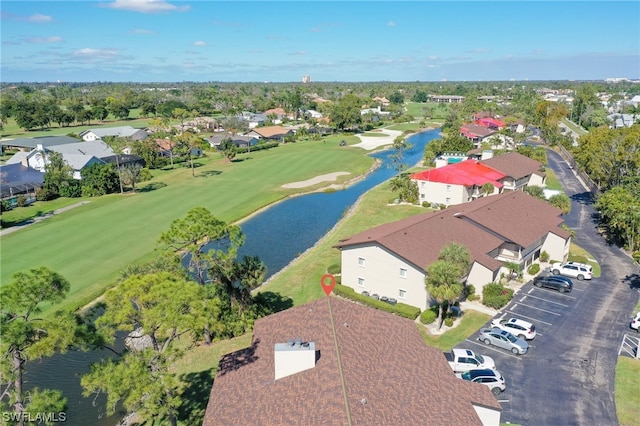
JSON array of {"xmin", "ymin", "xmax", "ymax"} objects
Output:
[{"xmin": 533, "ymin": 275, "xmax": 573, "ymax": 293}]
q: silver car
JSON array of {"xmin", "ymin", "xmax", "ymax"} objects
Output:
[{"xmin": 478, "ymin": 327, "xmax": 529, "ymax": 355}]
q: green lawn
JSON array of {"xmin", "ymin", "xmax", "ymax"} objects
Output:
[
  {"xmin": 1, "ymin": 140, "xmax": 373, "ymax": 314},
  {"xmin": 415, "ymin": 311, "xmax": 492, "ymax": 351},
  {"xmin": 615, "ymin": 357, "xmax": 640, "ymax": 426},
  {"xmin": 545, "ymin": 168, "xmax": 563, "ymax": 191}
]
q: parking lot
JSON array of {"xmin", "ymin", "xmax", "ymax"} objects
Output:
[{"xmin": 455, "ymin": 275, "xmax": 615, "ymax": 424}]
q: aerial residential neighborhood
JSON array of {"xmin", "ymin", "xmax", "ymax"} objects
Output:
[{"xmin": 1, "ymin": 1, "xmax": 639, "ymax": 426}]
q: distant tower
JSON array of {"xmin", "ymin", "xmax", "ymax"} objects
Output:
[{"xmin": 302, "ymin": 75, "xmax": 311, "ymax": 84}]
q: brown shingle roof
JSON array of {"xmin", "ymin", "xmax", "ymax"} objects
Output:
[
  {"xmin": 249, "ymin": 125, "xmax": 292, "ymax": 138},
  {"xmin": 461, "ymin": 123, "xmax": 496, "ymax": 138},
  {"xmin": 203, "ymin": 297, "xmax": 500, "ymax": 425},
  {"xmin": 481, "ymin": 152, "xmax": 545, "ymax": 179},
  {"xmin": 336, "ymin": 191, "xmax": 569, "ymax": 271}
]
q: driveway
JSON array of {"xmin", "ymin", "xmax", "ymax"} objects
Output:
[{"xmin": 462, "ymin": 149, "xmax": 640, "ymax": 425}]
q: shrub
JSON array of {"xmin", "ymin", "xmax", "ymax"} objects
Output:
[
  {"xmin": 332, "ymin": 284, "xmax": 420, "ymax": 320},
  {"xmin": 540, "ymin": 251, "xmax": 550, "ymax": 262},
  {"xmin": 444, "ymin": 317, "xmax": 455, "ymax": 327},
  {"xmin": 16, "ymin": 196, "xmax": 28, "ymax": 208},
  {"xmin": 327, "ymin": 263, "xmax": 341, "ymax": 275},
  {"xmin": 422, "ymin": 201, "xmax": 429, "ymax": 208},
  {"xmin": 419, "ymin": 306, "xmax": 438, "ymax": 324},
  {"xmin": 633, "ymin": 251, "xmax": 640, "ymax": 263},
  {"xmin": 527, "ymin": 263, "xmax": 540, "ymax": 275},
  {"xmin": 465, "ymin": 284, "xmax": 480, "ymax": 301},
  {"xmin": 36, "ymin": 187, "xmax": 57, "ymax": 201},
  {"xmin": 482, "ymin": 282, "xmax": 514, "ymax": 309},
  {"xmin": 0, "ymin": 199, "xmax": 12, "ymax": 213}
]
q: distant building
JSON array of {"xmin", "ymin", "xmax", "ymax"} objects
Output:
[{"xmin": 302, "ymin": 75, "xmax": 311, "ymax": 83}]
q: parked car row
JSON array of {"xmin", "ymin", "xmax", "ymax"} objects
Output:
[
  {"xmin": 360, "ymin": 291, "xmax": 397, "ymax": 305},
  {"xmin": 453, "ymin": 316, "xmax": 539, "ymax": 396}
]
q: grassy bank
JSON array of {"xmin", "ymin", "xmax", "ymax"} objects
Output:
[
  {"xmin": 615, "ymin": 357, "xmax": 640, "ymax": 426},
  {"xmin": 1, "ymin": 138, "xmax": 373, "ymax": 314},
  {"xmin": 257, "ymin": 178, "xmax": 429, "ymax": 305}
]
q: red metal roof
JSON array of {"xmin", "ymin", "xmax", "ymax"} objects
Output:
[
  {"xmin": 475, "ymin": 117, "xmax": 505, "ymax": 128},
  {"xmin": 411, "ymin": 160, "xmax": 505, "ymax": 188}
]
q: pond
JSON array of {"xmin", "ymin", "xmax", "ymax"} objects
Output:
[{"xmin": 23, "ymin": 128, "xmax": 440, "ymax": 425}]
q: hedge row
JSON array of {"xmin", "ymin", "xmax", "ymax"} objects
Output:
[
  {"xmin": 332, "ymin": 283, "xmax": 421, "ymax": 320},
  {"xmin": 250, "ymin": 141, "xmax": 280, "ymax": 152}
]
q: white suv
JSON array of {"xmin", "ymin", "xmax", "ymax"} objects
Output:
[
  {"xmin": 455, "ymin": 368, "xmax": 506, "ymax": 396},
  {"xmin": 491, "ymin": 316, "xmax": 537, "ymax": 340},
  {"xmin": 551, "ymin": 261, "xmax": 593, "ymax": 280}
]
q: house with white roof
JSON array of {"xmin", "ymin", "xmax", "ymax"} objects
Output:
[
  {"xmin": 6, "ymin": 140, "xmax": 115, "ymax": 179},
  {"xmin": 79, "ymin": 126, "xmax": 148, "ymax": 142}
]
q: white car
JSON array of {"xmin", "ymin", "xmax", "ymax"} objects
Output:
[
  {"xmin": 455, "ymin": 368, "xmax": 506, "ymax": 396},
  {"xmin": 551, "ymin": 261, "xmax": 593, "ymax": 280},
  {"xmin": 491, "ymin": 316, "xmax": 537, "ymax": 340},
  {"xmin": 631, "ymin": 312, "xmax": 640, "ymax": 332}
]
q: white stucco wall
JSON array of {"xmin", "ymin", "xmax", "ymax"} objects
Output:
[
  {"xmin": 340, "ymin": 244, "xmax": 429, "ymax": 310},
  {"xmin": 82, "ymin": 132, "xmax": 99, "ymax": 142}
]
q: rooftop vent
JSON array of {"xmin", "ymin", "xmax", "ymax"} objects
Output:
[{"xmin": 274, "ymin": 338, "xmax": 316, "ymax": 380}]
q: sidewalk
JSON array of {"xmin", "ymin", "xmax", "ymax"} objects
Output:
[{"xmin": 0, "ymin": 201, "xmax": 90, "ymax": 237}]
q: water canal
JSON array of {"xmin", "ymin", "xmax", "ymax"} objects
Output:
[{"xmin": 23, "ymin": 128, "xmax": 440, "ymax": 425}]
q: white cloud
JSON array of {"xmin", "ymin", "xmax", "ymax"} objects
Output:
[
  {"xmin": 25, "ymin": 36, "xmax": 64, "ymax": 43},
  {"xmin": 387, "ymin": 21, "xmax": 396, "ymax": 27},
  {"xmin": 193, "ymin": 41, "xmax": 207, "ymax": 46},
  {"xmin": 28, "ymin": 13, "xmax": 53, "ymax": 23},
  {"xmin": 102, "ymin": 0, "xmax": 190, "ymax": 13},
  {"xmin": 130, "ymin": 28, "xmax": 154, "ymax": 34},
  {"xmin": 72, "ymin": 48, "xmax": 119, "ymax": 58},
  {"xmin": 1, "ymin": 12, "xmax": 53, "ymax": 22}
]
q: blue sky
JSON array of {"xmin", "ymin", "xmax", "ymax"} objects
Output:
[{"xmin": 1, "ymin": 1, "xmax": 639, "ymax": 83}]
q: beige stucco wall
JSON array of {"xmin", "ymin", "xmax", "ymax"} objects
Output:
[
  {"xmin": 340, "ymin": 244, "xmax": 430, "ymax": 310},
  {"xmin": 541, "ymin": 232, "xmax": 571, "ymax": 263},
  {"xmin": 415, "ymin": 180, "xmax": 470, "ymax": 206},
  {"xmin": 473, "ymin": 404, "xmax": 501, "ymax": 426},
  {"xmin": 467, "ymin": 263, "xmax": 496, "ymax": 294},
  {"xmin": 529, "ymin": 173, "xmax": 546, "ymax": 187}
]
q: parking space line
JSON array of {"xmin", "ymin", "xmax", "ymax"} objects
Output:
[
  {"xmin": 507, "ymin": 310, "xmax": 553, "ymax": 326},
  {"xmin": 511, "ymin": 301, "xmax": 561, "ymax": 316},
  {"xmin": 464, "ymin": 339, "xmax": 524, "ymax": 359},
  {"xmin": 522, "ymin": 293, "xmax": 574, "ymax": 305}
]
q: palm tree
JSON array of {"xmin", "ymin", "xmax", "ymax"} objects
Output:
[{"xmin": 425, "ymin": 260, "xmax": 464, "ymax": 328}]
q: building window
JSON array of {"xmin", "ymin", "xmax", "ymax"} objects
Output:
[
  {"xmin": 446, "ymin": 185, "xmax": 452, "ymax": 192},
  {"xmin": 445, "ymin": 197, "xmax": 451, "ymax": 204},
  {"xmin": 398, "ymin": 289, "xmax": 407, "ymax": 299},
  {"xmin": 400, "ymin": 268, "xmax": 407, "ymax": 278},
  {"xmin": 420, "ymin": 194, "xmax": 425, "ymax": 199},
  {"xmin": 358, "ymin": 257, "xmax": 365, "ymax": 267},
  {"xmin": 358, "ymin": 277, "xmax": 365, "ymax": 287},
  {"xmin": 421, "ymin": 181, "xmax": 425, "ymax": 187}
]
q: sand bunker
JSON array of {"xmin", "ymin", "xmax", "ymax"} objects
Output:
[
  {"xmin": 282, "ymin": 172, "xmax": 351, "ymax": 189},
  {"xmin": 351, "ymin": 128, "xmax": 403, "ymax": 150}
]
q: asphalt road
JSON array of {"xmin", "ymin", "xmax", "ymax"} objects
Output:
[{"xmin": 461, "ymin": 149, "xmax": 640, "ymax": 426}]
